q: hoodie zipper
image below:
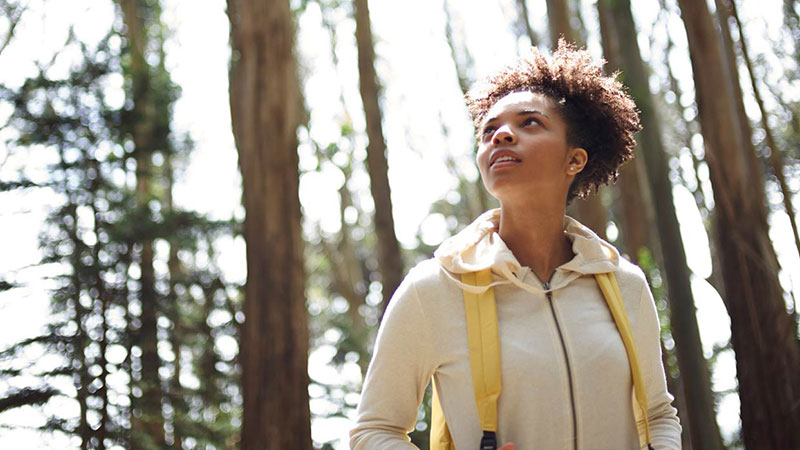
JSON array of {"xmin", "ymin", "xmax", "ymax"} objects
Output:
[{"xmin": 543, "ymin": 281, "xmax": 578, "ymax": 450}]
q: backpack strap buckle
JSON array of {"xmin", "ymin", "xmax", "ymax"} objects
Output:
[{"xmin": 480, "ymin": 430, "xmax": 497, "ymax": 450}]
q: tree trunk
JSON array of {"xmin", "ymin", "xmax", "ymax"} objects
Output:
[
  {"xmin": 514, "ymin": 0, "xmax": 539, "ymax": 47},
  {"xmin": 226, "ymin": 0, "xmax": 311, "ymax": 447},
  {"xmin": 64, "ymin": 194, "xmax": 92, "ymax": 449},
  {"xmin": 714, "ymin": 0, "xmax": 770, "ymax": 216},
  {"xmin": 566, "ymin": 196, "xmax": 609, "ymax": 240},
  {"xmin": 120, "ymin": 247, "xmax": 135, "ymax": 450},
  {"xmin": 200, "ymin": 282, "xmax": 222, "ymax": 407},
  {"xmin": 119, "ymin": 0, "xmax": 165, "ymax": 446},
  {"xmin": 353, "ymin": 0, "xmax": 405, "ymax": 314},
  {"xmin": 597, "ymin": 2, "xmax": 726, "ymax": 449},
  {"xmin": 545, "ymin": 0, "xmax": 574, "ymax": 46},
  {"xmin": 443, "ymin": 0, "xmax": 474, "ymax": 97},
  {"xmin": 616, "ymin": 155, "xmax": 652, "ymax": 260},
  {"xmin": 545, "ymin": 0, "xmax": 608, "ymax": 238},
  {"xmin": 164, "ymin": 155, "xmax": 185, "ymax": 450},
  {"xmin": 91, "ymin": 185, "xmax": 110, "ymax": 450},
  {"xmin": 659, "ymin": 16, "xmax": 725, "ymax": 297},
  {"xmin": 724, "ymin": 0, "xmax": 800, "ymax": 266},
  {"xmin": 595, "ymin": 0, "xmax": 653, "ymax": 261},
  {"xmin": 442, "ymin": 0, "xmax": 492, "ymax": 216},
  {"xmin": 676, "ymin": 0, "xmax": 800, "ymax": 447}
]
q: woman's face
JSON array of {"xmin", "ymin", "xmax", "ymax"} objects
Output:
[{"xmin": 475, "ymin": 91, "xmax": 586, "ymax": 205}]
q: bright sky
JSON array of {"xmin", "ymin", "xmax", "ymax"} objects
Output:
[{"xmin": 1, "ymin": 0, "xmax": 798, "ymax": 448}]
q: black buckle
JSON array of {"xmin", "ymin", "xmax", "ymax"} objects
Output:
[{"xmin": 480, "ymin": 430, "xmax": 497, "ymax": 450}]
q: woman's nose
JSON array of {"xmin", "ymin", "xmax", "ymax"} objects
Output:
[{"xmin": 492, "ymin": 125, "xmax": 516, "ymax": 145}]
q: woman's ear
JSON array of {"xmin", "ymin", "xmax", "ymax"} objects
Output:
[{"xmin": 566, "ymin": 147, "xmax": 588, "ymax": 175}]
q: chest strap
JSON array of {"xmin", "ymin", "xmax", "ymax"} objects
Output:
[{"xmin": 430, "ymin": 270, "xmax": 654, "ymax": 450}]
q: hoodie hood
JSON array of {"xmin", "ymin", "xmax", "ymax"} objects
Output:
[{"xmin": 434, "ymin": 209, "xmax": 620, "ymax": 294}]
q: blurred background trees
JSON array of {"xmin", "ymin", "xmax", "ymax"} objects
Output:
[{"xmin": 1, "ymin": 0, "xmax": 799, "ymax": 449}]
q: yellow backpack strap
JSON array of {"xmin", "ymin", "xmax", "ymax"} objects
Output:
[
  {"xmin": 430, "ymin": 378, "xmax": 455, "ymax": 450},
  {"xmin": 430, "ymin": 269, "xmax": 500, "ymax": 450},
  {"xmin": 595, "ymin": 272, "xmax": 655, "ymax": 450}
]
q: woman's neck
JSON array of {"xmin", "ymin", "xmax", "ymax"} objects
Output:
[{"xmin": 497, "ymin": 201, "xmax": 575, "ymax": 284}]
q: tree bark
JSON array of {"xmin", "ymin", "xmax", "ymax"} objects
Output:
[
  {"xmin": 514, "ymin": 0, "xmax": 539, "ymax": 47},
  {"xmin": 659, "ymin": 15, "xmax": 726, "ymax": 297},
  {"xmin": 595, "ymin": 0, "xmax": 653, "ymax": 261},
  {"xmin": 597, "ymin": 2, "xmax": 726, "ymax": 449},
  {"xmin": 545, "ymin": 0, "xmax": 608, "ymax": 238},
  {"xmin": 545, "ymin": 0, "xmax": 574, "ymax": 46},
  {"xmin": 353, "ymin": 0, "xmax": 405, "ymax": 314},
  {"xmin": 227, "ymin": 0, "xmax": 311, "ymax": 447},
  {"xmin": 723, "ymin": 0, "xmax": 800, "ymax": 266},
  {"xmin": 676, "ymin": 0, "xmax": 800, "ymax": 447},
  {"xmin": 714, "ymin": 0, "xmax": 770, "ymax": 218}
]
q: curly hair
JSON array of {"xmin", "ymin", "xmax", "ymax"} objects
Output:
[{"xmin": 465, "ymin": 40, "xmax": 641, "ymax": 203}]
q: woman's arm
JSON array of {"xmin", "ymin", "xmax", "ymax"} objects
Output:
[
  {"xmin": 634, "ymin": 281, "xmax": 683, "ymax": 450},
  {"xmin": 350, "ymin": 273, "xmax": 436, "ymax": 450}
]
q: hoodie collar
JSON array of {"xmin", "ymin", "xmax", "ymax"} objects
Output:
[{"xmin": 434, "ymin": 209, "xmax": 620, "ymax": 293}]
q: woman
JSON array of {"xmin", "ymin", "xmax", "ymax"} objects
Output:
[{"xmin": 350, "ymin": 42, "xmax": 682, "ymax": 450}]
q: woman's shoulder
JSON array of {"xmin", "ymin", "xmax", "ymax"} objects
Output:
[
  {"xmin": 401, "ymin": 258, "xmax": 463, "ymax": 309},
  {"xmin": 610, "ymin": 254, "xmax": 651, "ymax": 300},
  {"xmin": 404, "ymin": 258, "xmax": 450, "ymax": 287}
]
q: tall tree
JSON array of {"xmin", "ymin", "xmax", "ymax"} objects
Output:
[
  {"xmin": 721, "ymin": 0, "xmax": 800, "ymax": 265},
  {"xmin": 0, "ymin": 37, "xmax": 132, "ymax": 448},
  {"xmin": 594, "ymin": 2, "xmax": 653, "ymax": 262},
  {"xmin": 676, "ymin": 0, "xmax": 800, "ymax": 447},
  {"xmin": 443, "ymin": 0, "xmax": 474, "ymax": 97},
  {"xmin": 512, "ymin": 0, "xmax": 539, "ymax": 47},
  {"xmin": 655, "ymin": 2, "xmax": 726, "ymax": 296},
  {"xmin": 315, "ymin": 1, "xmax": 375, "ymax": 377},
  {"xmin": 2, "ymin": 3, "xmax": 240, "ymax": 447},
  {"xmin": 597, "ymin": 2, "xmax": 725, "ymax": 449},
  {"xmin": 544, "ymin": 0, "xmax": 608, "ymax": 238},
  {"xmin": 226, "ymin": 0, "xmax": 311, "ymax": 448},
  {"xmin": 118, "ymin": 0, "xmax": 170, "ymax": 445},
  {"xmin": 353, "ymin": 0, "xmax": 405, "ymax": 313},
  {"xmin": 545, "ymin": 0, "xmax": 574, "ymax": 46},
  {"xmin": 441, "ymin": 0, "xmax": 493, "ymax": 218},
  {"xmin": 163, "ymin": 151, "xmax": 188, "ymax": 450}
]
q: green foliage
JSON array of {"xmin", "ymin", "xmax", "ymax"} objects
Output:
[{"xmin": 0, "ymin": 2, "xmax": 241, "ymax": 448}]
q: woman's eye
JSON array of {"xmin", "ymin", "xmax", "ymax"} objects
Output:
[
  {"xmin": 481, "ymin": 126, "xmax": 495, "ymax": 137},
  {"xmin": 523, "ymin": 117, "xmax": 539, "ymax": 127}
]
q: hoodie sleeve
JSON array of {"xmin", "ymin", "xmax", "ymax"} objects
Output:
[
  {"xmin": 633, "ymin": 281, "xmax": 683, "ymax": 450},
  {"xmin": 350, "ymin": 272, "xmax": 436, "ymax": 450}
]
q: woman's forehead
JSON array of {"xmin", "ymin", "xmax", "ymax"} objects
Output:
[{"xmin": 486, "ymin": 91, "xmax": 555, "ymax": 117}]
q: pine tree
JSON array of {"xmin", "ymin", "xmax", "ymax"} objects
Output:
[{"xmin": 1, "ymin": 2, "xmax": 241, "ymax": 447}]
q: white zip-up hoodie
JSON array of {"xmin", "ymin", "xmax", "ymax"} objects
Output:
[{"xmin": 350, "ymin": 209, "xmax": 682, "ymax": 449}]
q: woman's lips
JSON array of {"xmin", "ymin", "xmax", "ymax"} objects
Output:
[
  {"xmin": 490, "ymin": 159, "xmax": 521, "ymax": 169},
  {"xmin": 489, "ymin": 149, "xmax": 522, "ymax": 169}
]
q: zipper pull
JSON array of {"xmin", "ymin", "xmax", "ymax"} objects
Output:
[{"xmin": 542, "ymin": 281, "xmax": 550, "ymax": 291}]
